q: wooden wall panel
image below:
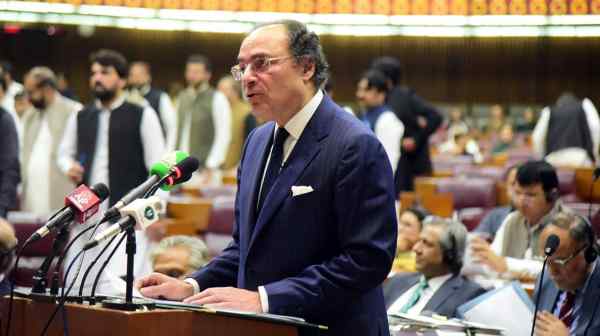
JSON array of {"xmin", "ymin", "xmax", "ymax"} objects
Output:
[{"xmin": 1, "ymin": 26, "xmax": 599, "ymax": 108}]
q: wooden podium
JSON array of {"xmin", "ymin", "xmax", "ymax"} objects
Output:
[{"xmin": 1, "ymin": 297, "xmax": 322, "ymax": 336}]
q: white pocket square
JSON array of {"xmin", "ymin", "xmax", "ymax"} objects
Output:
[{"xmin": 291, "ymin": 185, "xmax": 314, "ymax": 197}]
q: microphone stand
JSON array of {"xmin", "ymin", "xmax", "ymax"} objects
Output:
[
  {"xmin": 30, "ymin": 226, "xmax": 71, "ymax": 301},
  {"xmin": 530, "ymin": 256, "xmax": 550, "ymax": 336},
  {"xmin": 101, "ymin": 220, "xmax": 154, "ymax": 311}
]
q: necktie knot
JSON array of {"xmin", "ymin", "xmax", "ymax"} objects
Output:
[{"xmin": 256, "ymin": 127, "xmax": 289, "ymax": 212}]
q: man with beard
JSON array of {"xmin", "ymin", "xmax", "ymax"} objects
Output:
[
  {"xmin": 58, "ymin": 49, "xmax": 165, "ymax": 295},
  {"xmin": 127, "ymin": 61, "xmax": 176, "ymax": 151},
  {"xmin": 21, "ymin": 66, "xmax": 82, "ymax": 215},
  {"xmin": 176, "ymin": 55, "xmax": 231, "ymax": 182}
]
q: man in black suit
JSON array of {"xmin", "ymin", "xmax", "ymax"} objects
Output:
[
  {"xmin": 384, "ymin": 217, "xmax": 486, "ymax": 318},
  {"xmin": 0, "ymin": 75, "xmax": 20, "ymax": 219},
  {"xmin": 371, "ymin": 56, "xmax": 442, "ymax": 194}
]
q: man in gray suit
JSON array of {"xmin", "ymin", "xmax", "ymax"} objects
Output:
[
  {"xmin": 384, "ymin": 217, "xmax": 486, "ymax": 318},
  {"xmin": 534, "ymin": 212, "xmax": 600, "ymax": 336}
]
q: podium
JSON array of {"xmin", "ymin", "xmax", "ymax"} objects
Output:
[{"xmin": 1, "ymin": 297, "xmax": 322, "ymax": 336}]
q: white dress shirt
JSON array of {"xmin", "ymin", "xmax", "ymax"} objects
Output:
[
  {"xmin": 1, "ymin": 81, "xmax": 24, "ymax": 138},
  {"xmin": 179, "ymin": 90, "xmax": 232, "ymax": 169},
  {"xmin": 57, "ymin": 95, "xmax": 166, "ymax": 295},
  {"xmin": 185, "ymin": 90, "xmax": 324, "ymax": 312},
  {"xmin": 373, "ymin": 110, "xmax": 404, "ymax": 174},
  {"xmin": 387, "ymin": 273, "xmax": 453, "ymax": 316}
]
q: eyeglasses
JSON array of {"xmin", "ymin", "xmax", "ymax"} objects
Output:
[
  {"xmin": 548, "ymin": 244, "xmax": 587, "ymax": 267},
  {"xmin": 230, "ymin": 55, "xmax": 294, "ymax": 81}
]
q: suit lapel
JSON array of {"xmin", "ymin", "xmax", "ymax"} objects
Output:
[
  {"xmin": 241, "ymin": 123, "xmax": 275, "ymax": 248},
  {"xmin": 248, "ymin": 97, "xmax": 333, "ymax": 252},
  {"xmin": 424, "ymin": 275, "xmax": 461, "ymax": 313}
]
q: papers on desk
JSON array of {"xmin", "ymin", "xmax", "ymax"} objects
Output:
[
  {"xmin": 458, "ymin": 281, "xmax": 534, "ymax": 336},
  {"xmin": 388, "ymin": 312, "xmax": 505, "ymax": 335}
]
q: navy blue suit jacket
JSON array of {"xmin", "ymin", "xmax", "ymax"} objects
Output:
[
  {"xmin": 190, "ymin": 94, "xmax": 398, "ymax": 336},
  {"xmin": 383, "ymin": 272, "xmax": 487, "ymax": 318},
  {"xmin": 534, "ymin": 261, "xmax": 600, "ymax": 335}
]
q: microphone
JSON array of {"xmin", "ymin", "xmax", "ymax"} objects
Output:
[
  {"xmin": 102, "ymin": 151, "xmax": 189, "ymax": 221},
  {"xmin": 531, "ymin": 234, "xmax": 560, "ymax": 336},
  {"xmin": 26, "ymin": 183, "xmax": 110, "ymax": 244},
  {"xmin": 544, "ymin": 234, "xmax": 560, "ymax": 256},
  {"xmin": 83, "ymin": 196, "xmax": 163, "ymax": 251},
  {"xmin": 157, "ymin": 156, "xmax": 200, "ymax": 191}
]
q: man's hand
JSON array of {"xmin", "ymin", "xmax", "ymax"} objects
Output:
[
  {"xmin": 470, "ymin": 236, "xmax": 508, "ymax": 274},
  {"xmin": 402, "ymin": 137, "xmax": 416, "ymax": 152},
  {"xmin": 67, "ymin": 162, "xmax": 84, "ymax": 184},
  {"xmin": 135, "ymin": 272, "xmax": 194, "ymax": 300},
  {"xmin": 183, "ymin": 287, "xmax": 262, "ymax": 313},
  {"xmin": 535, "ymin": 311, "xmax": 569, "ymax": 336}
]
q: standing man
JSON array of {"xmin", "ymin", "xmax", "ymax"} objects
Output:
[
  {"xmin": 137, "ymin": 20, "xmax": 397, "ymax": 336},
  {"xmin": 21, "ymin": 66, "xmax": 82, "ymax": 215},
  {"xmin": 534, "ymin": 212, "xmax": 600, "ymax": 336},
  {"xmin": 356, "ymin": 69, "xmax": 404, "ymax": 174},
  {"xmin": 0, "ymin": 61, "xmax": 24, "ymax": 133},
  {"xmin": 0, "ymin": 76, "xmax": 20, "ymax": 219},
  {"xmin": 371, "ymin": 56, "xmax": 442, "ymax": 194},
  {"xmin": 176, "ymin": 55, "xmax": 231, "ymax": 181},
  {"xmin": 127, "ymin": 61, "xmax": 177, "ymax": 151},
  {"xmin": 58, "ymin": 49, "xmax": 165, "ymax": 294}
]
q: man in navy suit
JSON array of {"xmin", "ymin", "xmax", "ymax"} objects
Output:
[
  {"xmin": 534, "ymin": 212, "xmax": 600, "ymax": 336},
  {"xmin": 384, "ymin": 218, "xmax": 486, "ymax": 318},
  {"xmin": 137, "ymin": 20, "xmax": 398, "ymax": 336}
]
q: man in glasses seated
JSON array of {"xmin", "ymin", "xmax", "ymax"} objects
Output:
[
  {"xmin": 471, "ymin": 160, "xmax": 569, "ymax": 281},
  {"xmin": 534, "ymin": 212, "xmax": 600, "ymax": 336},
  {"xmin": 384, "ymin": 217, "xmax": 486, "ymax": 318},
  {"xmin": 0, "ymin": 218, "xmax": 17, "ymax": 295},
  {"xmin": 150, "ymin": 235, "xmax": 210, "ymax": 280}
]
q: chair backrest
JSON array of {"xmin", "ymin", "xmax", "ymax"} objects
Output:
[{"xmin": 435, "ymin": 177, "xmax": 497, "ymax": 210}]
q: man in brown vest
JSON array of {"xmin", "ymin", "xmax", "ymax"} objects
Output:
[{"xmin": 176, "ymin": 55, "xmax": 231, "ymax": 183}]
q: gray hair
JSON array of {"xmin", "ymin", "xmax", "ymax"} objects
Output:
[
  {"xmin": 150, "ymin": 235, "xmax": 210, "ymax": 270},
  {"xmin": 549, "ymin": 212, "xmax": 593, "ymax": 245},
  {"xmin": 26, "ymin": 66, "xmax": 57, "ymax": 89},
  {"xmin": 252, "ymin": 20, "xmax": 329, "ymax": 90},
  {"xmin": 423, "ymin": 216, "xmax": 468, "ymax": 274}
]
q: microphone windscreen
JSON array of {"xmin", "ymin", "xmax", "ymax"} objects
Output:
[
  {"xmin": 90, "ymin": 183, "xmax": 110, "ymax": 201},
  {"xmin": 150, "ymin": 151, "xmax": 189, "ymax": 177},
  {"xmin": 544, "ymin": 234, "xmax": 560, "ymax": 256},
  {"xmin": 176, "ymin": 157, "xmax": 200, "ymax": 177}
]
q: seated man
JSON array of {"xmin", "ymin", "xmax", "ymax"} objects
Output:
[
  {"xmin": 150, "ymin": 235, "xmax": 210, "ymax": 280},
  {"xmin": 471, "ymin": 160, "xmax": 568, "ymax": 280},
  {"xmin": 384, "ymin": 217, "xmax": 486, "ymax": 318},
  {"xmin": 534, "ymin": 212, "xmax": 600, "ymax": 336},
  {"xmin": 474, "ymin": 164, "xmax": 519, "ymax": 240}
]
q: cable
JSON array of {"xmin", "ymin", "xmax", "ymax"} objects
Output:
[
  {"xmin": 90, "ymin": 233, "xmax": 127, "ymax": 300},
  {"xmin": 4, "ymin": 243, "xmax": 28, "ymax": 336},
  {"xmin": 39, "ymin": 249, "xmax": 84, "ymax": 336},
  {"xmin": 78, "ymin": 234, "xmax": 119, "ymax": 297}
]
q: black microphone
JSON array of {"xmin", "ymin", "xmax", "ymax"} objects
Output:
[
  {"xmin": 531, "ymin": 234, "xmax": 560, "ymax": 336},
  {"xmin": 544, "ymin": 234, "xmax": 560, "ymax": 256},
  {"xmin": 26, "ymin": 183, "xmax": 109, "ymax": 244}
]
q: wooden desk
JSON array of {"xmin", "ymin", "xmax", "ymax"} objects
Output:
[{"xmin": 1, "ymin": 297, "xmax": 310, "ymax": 336}]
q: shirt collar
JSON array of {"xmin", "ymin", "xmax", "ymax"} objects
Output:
[
  {"xmin": 277, "ymin": 90, "xmax": 323, "ymax": 141},
  {"xmin": 95, "ymin": 94, "xmax": 125, "ymax": 111},
  {"xmin": 421, "ymin": 273, "xmax": 453, "ymax": 292}
]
